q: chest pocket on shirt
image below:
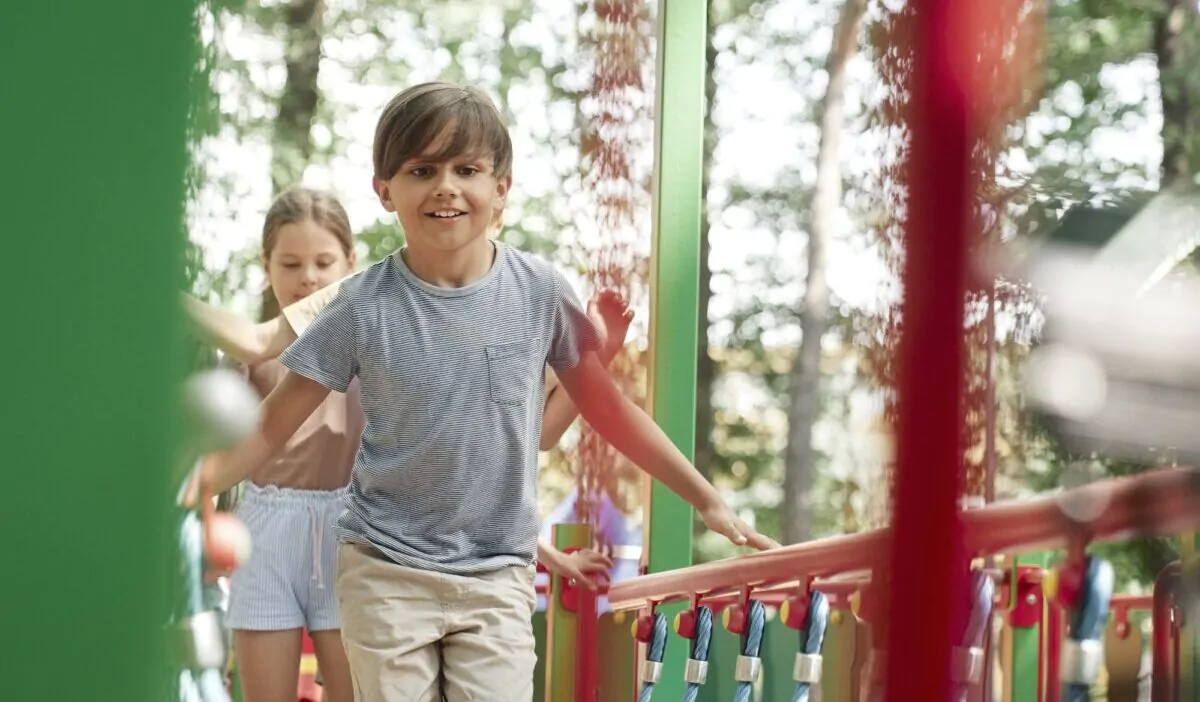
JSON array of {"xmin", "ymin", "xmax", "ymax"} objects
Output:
[{"xmin": 485, "ymin": 338, "xmax": 541, "ymax": 405}]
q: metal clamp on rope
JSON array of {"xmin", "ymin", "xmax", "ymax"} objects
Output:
[
  {"xmin": 172, "ymin": 610, "xmax": 226, "ymax": 670},
  {"xmin": 640, "ymin": 660, "xmax": 663, "ymax": 685},
  {"xmin": 683, "ymin": 658, "xmax": 709, "ymax": 685},
  {"xmin": 734, "ymin": 655, "xmax": 761, "ymax": 682},
  {"xmin": 1060, "ymin": 639, "xmax": 1103, "ymax": 685},
  {"xmin": 793, "ymin": 653, "xmax": 823, "ymax": 683},
  {"xmin": 951, "ymin": 645, "xmax": 984, "ymax": 684}
]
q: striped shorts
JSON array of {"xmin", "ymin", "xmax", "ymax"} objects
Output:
[{"xmin": 226, "ymin": 483, "xmax": 347, "ymax": 632}]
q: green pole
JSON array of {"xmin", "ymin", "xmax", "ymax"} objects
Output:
[
  {"xmin": 0, "ymin": 0, "xmax": 191, "ymax": 699},
  {"xmin": 644, "ymin": 0, "xmax": 707, "ymax": 698},
  {"xmin": 1006, "ymin": 553, "xmax": 1050, "ymax": 702}
]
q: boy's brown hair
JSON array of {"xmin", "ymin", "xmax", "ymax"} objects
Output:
[{"xmin": 373, "ymin": 82, "xmax": 513, "ymax": 182}]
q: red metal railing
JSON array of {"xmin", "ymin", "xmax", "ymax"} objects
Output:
[{"xmin": 607, "ymin": 467, "xmax": 1200, "ymax": 612}]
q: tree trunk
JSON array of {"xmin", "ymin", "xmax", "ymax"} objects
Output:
[
  {"xmin": 1154, "ymin": 0, "xmax": 1199, "ymax": 189},
  {"xmin": 694, "ymin": 0, "xmax": 719, "ymax": 481},
  {"xmin": 270, "ymin": 0, "xmax": 324, "ymax": 195},
  {"xmin": 262, "ymin": 0, "xmax": 325, "ymax": 321},
  {"xmin": 781, "ymin": 0, "xmax": 868, "ymax": 545}
]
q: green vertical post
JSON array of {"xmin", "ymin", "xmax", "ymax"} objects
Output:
[
  {"xmin": 1182, "ymin": 533, "xmax": 1198, "ymax": 700},
  {"xmin": 1006, "ymin": 553, "xmax": 1051, "ymax": 702},
  {"xmin": 645, "ymin": 0, "xmax": 707, "ymax": 699},
  {"xmin": 546, "ymin": 523, "xmax": 591, "ymax": 700},
  {"xmin": 532, "ymin": 610, "xmax": 549, "ymax": 701},
  {"xmin": 0, "ymin": 0, "xmax": 190, "ymax": 699}
]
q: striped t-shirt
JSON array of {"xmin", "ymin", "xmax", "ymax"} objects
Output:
[{"xmin": 278, "ymin": 241, "xmax": 599, "ymax": 574}]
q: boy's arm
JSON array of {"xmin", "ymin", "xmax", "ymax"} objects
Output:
[
  {"xmin": 555, "ymin": 353, "xmax": 780, "ymax": 550},
  {"xmin": 198, "ymin": 371, "xmax": 331, "ymax": 497}
]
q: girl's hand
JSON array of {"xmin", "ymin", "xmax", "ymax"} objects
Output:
[
  {"xmin": 544, "ymin": 547, "xmax": 614, "ymax": 590},
  {"xmin": 588, "ymin": 290, "xmax": 635, "ymax": 366}
]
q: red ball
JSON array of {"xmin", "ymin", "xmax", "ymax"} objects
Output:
[{"xmin": 205, "ymin": 512, "xmax": 252, "ymax": 573}]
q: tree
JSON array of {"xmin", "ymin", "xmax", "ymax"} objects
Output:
[{"xmin": 780, "ymin": 0, "xmax": 869, "ymax": 546}]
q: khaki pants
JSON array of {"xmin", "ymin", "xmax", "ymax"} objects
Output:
[{"xmin": 336, "ymin": 543, "xmax": 537, "ymax": 702}]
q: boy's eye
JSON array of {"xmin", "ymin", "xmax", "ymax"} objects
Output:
[
  {"xmin": 410, "ymin": 166, "xmax": 431, "ymax": 177},
  {"xmin": 457, "ymin": 166, "xmax": 480, "ymax": 176},
  {"xmin": 282, "ymin": 263, "xmax": 301, "ymax": 269}
]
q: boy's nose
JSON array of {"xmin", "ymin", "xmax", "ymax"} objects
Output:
[{"xmin": 432, "ymin": 172, "xmax": 460, "ymax": 197}]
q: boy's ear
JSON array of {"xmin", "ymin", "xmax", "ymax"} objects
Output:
[
  {"xmin": 495, "ymin": 174, "xmax": 511, "ymax": 207},
  {"xmin": 372, "ymin": 177, "xmax": 394, "ymax": 213}
]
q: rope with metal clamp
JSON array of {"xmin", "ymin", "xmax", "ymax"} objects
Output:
[
  {"xmin": 638, "ymin": 612, "xmax": 669, "ymax": 702},
  {"xmin": 732, "ymin": 599, "xmax": 766, "ymax": 702},
  {"xmin": 1059, "ymin": 556, "xmax": 1113, "ymax": 702},
  {"xmin": 681, "ymin": 606, "xmax": 713, "ymax": 702},
  {"xmin": 791, "ymin": 590, "xmax": 828, "ymax": 702},
  {"xmin": 952, "ymin": 568, "xmax": 994, "ymax": 701},
  {"xmin": 174, "ymin": 492, "xmax": 233, "ymax": 702}
]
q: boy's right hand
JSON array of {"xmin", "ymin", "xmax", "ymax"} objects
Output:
[{"xmin": 699, "ymin": 500, "xmax": 781, "ymax": 551}]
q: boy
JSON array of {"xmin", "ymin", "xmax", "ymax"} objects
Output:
[{"xmin": 200, "ymin": 81, "xmax": 776, "ymax": 701}]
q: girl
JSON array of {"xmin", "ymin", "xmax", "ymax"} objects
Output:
[{"xmin": 198, "ymin": 187, "xmax": 360, "ymax": 702}]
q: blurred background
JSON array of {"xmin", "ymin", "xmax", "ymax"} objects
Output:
[{"xmin": 183, "ymin": 0, "xmax": 1199, "ymax": 592}]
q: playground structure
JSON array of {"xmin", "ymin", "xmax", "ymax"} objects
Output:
[{"xmin": 12, "ymin": 0, "xmax": 1200, "ymax": 701}]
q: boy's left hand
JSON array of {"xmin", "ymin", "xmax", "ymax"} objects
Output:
[{"xmin": 699, "ymin": 501, "xmax": 781, "ymax": 551}]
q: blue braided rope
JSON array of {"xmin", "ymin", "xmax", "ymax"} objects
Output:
[
  {"xmin": 682, "ymin": 606, "xmax": 714, "ymax": 702},
  {"xmin": 792, "ymin": 591, "xmax": 830, "ymax": 702},
  {"xmin": 953, "ymin": 569, "xmax": 995, "ymax": 702},
  {"xmin": 1062, "ymin": 557, "xmax": 1113, "ymax": 702},
  {"xmin": 638, "ymin": 612, "xmax": 669, "ymax": 702},
  {"xmin": 174, "ymin": 483, "xmax": 232, "ymax": 702},
  {"xmin": 733, "ymin": 600, "xmax": 766, "ymax": 702}
]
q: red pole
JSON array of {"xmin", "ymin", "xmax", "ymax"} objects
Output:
[
  {"xmin": 1044, "ymin": 601, "xmax": 1062, "ymax": 702},
  {"xmin": 882, "ymin": 0, "xmax": 974, "ymax": 697},
  {"xmin": 574, "ymin": 587, "xmax": 598, "ymax": 702},
  {"xmin": 1151, "ymin": 562, "xmax": 1180, "ymax": 702}
]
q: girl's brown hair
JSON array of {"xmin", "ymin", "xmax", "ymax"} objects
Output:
[{"xmin": 258, "ymin": 187, "xmax": 354, "ymax": 320}]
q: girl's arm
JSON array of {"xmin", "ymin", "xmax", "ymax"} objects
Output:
[
  {"xmin": 537, "ymin": 539, "xmax": 612, "ymax": 589},
  {"xmin": 539, "ymin": 291, "xmax": 634, "ymax": 450},
  {"xmin": 182, "ymin": 294, "xmax": 296, "ymax": 366},
  {"xmin": 181, "ymin": 275, "xmax": 348, "ymax": 365}
]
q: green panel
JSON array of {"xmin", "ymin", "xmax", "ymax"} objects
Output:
[
  {"xmin": 647, "ymin": 0, "xmax": 706, "ymax": 695},
  {"xmin": 697, "ymin": 623, "xmax": 741, "ymax": 702},
  {"xmin": 533, "ymin": 610, "xmax": 547, "ymax": 702},
  {"xmin": 1182, "ymin": 533, "xmax": 1199, "ymax": 701},
  {"xmin": 597, "ymin": 613, "xmax": 637, "ymax": 702},
  {"xmin": 1009, "ymin": 553, "xmax": 1051, "ymax": 702},
  {"xmin": 760, "ymin": 612, "xmax": 798, "ymax": 701},
  {"xmin": 0, "ymin": 0, "xmax": 190, "ymax": 700}
]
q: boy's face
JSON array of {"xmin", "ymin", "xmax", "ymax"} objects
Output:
[{"xmin": 372, "ymin": 129, "xmax": 510, "ymax": 255}]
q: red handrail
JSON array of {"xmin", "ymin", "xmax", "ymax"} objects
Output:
[{"xmin": 608, "ymin": 467, "xmax": 1200, "ymax": 612}]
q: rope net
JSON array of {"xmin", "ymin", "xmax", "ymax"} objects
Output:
[{"xmin": 570, "ymin": 0, "xmax": 655, "ymax": 552}]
